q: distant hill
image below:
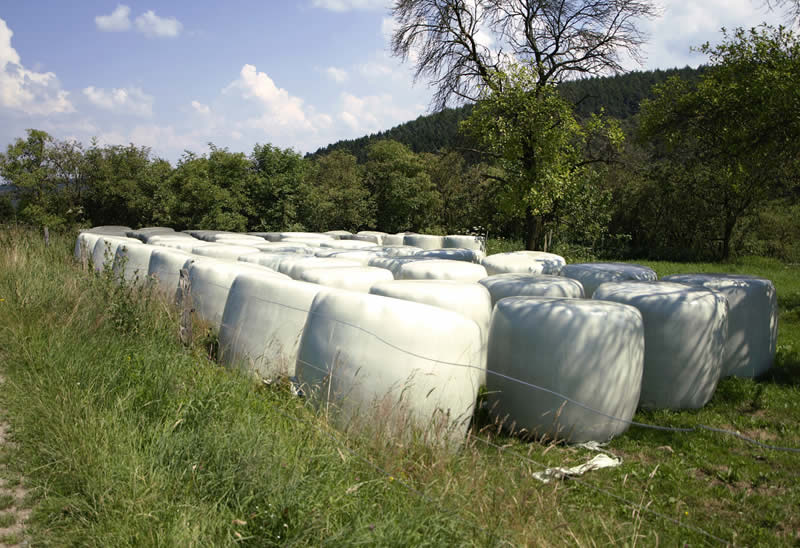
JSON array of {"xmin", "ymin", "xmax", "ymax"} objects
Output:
[{"xmin": 309, "ymin": 66, "xmax": 704, "ymax": 162}]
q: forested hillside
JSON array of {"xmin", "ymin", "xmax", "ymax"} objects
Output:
[{"xmin": 309, "ymin": 66, "xmax": 703, "ymax": 161}]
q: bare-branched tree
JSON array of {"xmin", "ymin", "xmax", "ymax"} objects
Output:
[
  {"xmin": 391, "ymin": 0, "xmax": 660, "ymax": 109},
  {"xmin": 764, "ymin": 0, "xmax": 800, "ymax": 22}
]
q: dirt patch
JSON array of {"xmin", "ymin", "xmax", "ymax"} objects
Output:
[{"xmin": 0, "ymin": 378, "xmax": 29, "ymax": 547}]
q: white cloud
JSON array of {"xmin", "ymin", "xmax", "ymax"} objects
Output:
[
  {"xmin": 358, "ymin": 60, "xmax": 394, "ymax": 78},
  {"xmin": 83, "ymin": 86, "xmax": 153, "ymax": 117},
  {"xmin": 338, "ymin": 92, "xmax": 423, "ymax": 134},
  {"xmin": 0, "ymin": 18, "xmax": 74, "ymax": 115},
  {"xmin": 95, "ymin": 5, "xmax": 132, "ymax": 32},
  {"xmin": 191, "ymin": 100, "xmax": 211, "ymax": 115},
  {"xmin": 325, "ymin": 66, "xmax": 348, "ymax": 83},
  {"xmin": 224, "ymin": 64, "xmax": 317, "ymax": 129},
  {"xmin": 135, "ymin": 10, "xmax": 183, "ymax": 38},
  {"xmin": 312, "ymin": 0, "xmax": 388, "ymax": 12}
]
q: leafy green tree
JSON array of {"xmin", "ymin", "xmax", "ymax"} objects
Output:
[
  {"xmin": 0, "ymin": 129, "xmax": 87, "ymax": 228},
  {"xmin": 301, "ymin": 150, "xmax": 374, "ymax": 232},
  {"xmin": 363, "ymin": 140, "xmax": 442, "ymax": 233},
  {"xmin": 461, "ymin": 64, "xmax": 623, "ymax": 250},
  {"xmin": 249, "ymin": 144, "xmax": 307, "ymax": 231},
  {"xmin": 639, "ymin": 25, "xmax": 800, "ymax": 259}
]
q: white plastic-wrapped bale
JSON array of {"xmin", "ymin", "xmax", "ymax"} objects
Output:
[
  {"xmin": 479, "ymin": 274, "xmax": 585, "ymax": 306},
  {"xmin": 84, "ymin": 225, "xmax": 131, "ymax": 235},
  {"xmin": 561, "ymin": 263, "xmax": 657, "ymax": 298},
  {"xmin": 182, "ymin": 229, "xmax": 218, "ymax": 240},
  {"xmin": 75, "ymin": 232, "xmax": 103, "ymax": 262},
  {"xmin": 415, "ymin": 248, "xmax": 485, "ymax": 264},
  {"xmin": 382, "ymin": 234, "xmax": 405, "ymax": 246},
  {"xmin": 398, "ymin": 259, "xmax": 488, "ymax": 282},
  {"xmin": 662, "ymin": 274, "xmax": 777, "ymax": 378},
  {"xmin": 299, "ymin": 266, "xmax": 394, "ymax": 292},
  {"xmin": 252, "ymin": 242, "xmax": 313, "ymax": 254},
  {"xmin": 279, "ymin": 257, "xmax": 363, "ymax": 279},
  {"xmin": 318, "ymin": 240, "xmax": 378, "ymax": 250},
  {"xmin": 147, "ymin": 248, "xmax": 196, "ymax": 299},
  {"xmin": 324, "ymin": 230, "xmax": 352, "ymax": 239},
  {"xmin": 443, "ymin": 235, "xmax": 485, "ymax": 252},
  {"xmin": 91, "ymin": 236, "xmax": 141, "ymax": 272},
  {"xmin": 487, "ymin": 297, "xmax": 644, "ymax": 443},
  {"xmin": 593, "ymin": 281, "xmax": 728, "ymax": 409},
  {"xmin": 312, "ymin": 250, "xmax": 385, "ymax": 265},
  {"xmin": 191, "ymin": 244, "xmax": 261, "ymax": 260},
  {"xmin": 126, "ymin": 227, "xmax": 175, "ymax": 242},
  {"xmin": 367, "ymin": 256, "xmax": 437, "ymax": 278},
  {"xmin": 146, "ymin": 233, "xmax": 197, "ymax": 244},
  {"xmin": 355, "ymin": 231, "xmax": 388, "ymax": 245},
  {"xmin": 280, "ymin": 237, "xmax": 327, "ymax": 247},
  {"xmin": 247, "ymin": 232, "xmax": 283, "ymax": 242},
  {"xmin": 154, "ymin": 240, "xmax": 210, "ymax": 252},
  {"xmin": 403, "ymin": 234, "xmax": 445, "ymax": 250},
  {"xmin": 238, "ymin": 252, "xmax": 298, "ymax": 272},
  {"xmin": 296, "ymin": 291, "xmax": 483, "ymax": 444},
  {"xmin": 482, "ymin": 251, "xmax": 565, "ymax": 276},
  {"xmin": 210, "ymin": 233, "xmax": 265, "ymax": 243},
  {"xmin": 280, "ymin": 232, "xmax": 334, "ymax": 241},
  {"xmin": 219, "ymin": 274, "xmax": 324, "ymax": 379},
  {"xmin": 112, "ymin": 242, "xmax": 156, "ymax": 285},
  {"xmin": 188, "ymin": 259, "xmax": 289, "ymax": 328},
  {"xmin": 374, "ymin": 245, "xmax": 423, "ymax": 257},
  {"xmin": 370, "ymin": 280, "xmax": 492, "ymax": 385}
]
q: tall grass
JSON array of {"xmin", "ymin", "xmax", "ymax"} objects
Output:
[{"xmin": 0, "ymin": 227, "xmax": 798, "ymax": 545}]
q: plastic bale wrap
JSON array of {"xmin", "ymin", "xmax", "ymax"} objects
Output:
[
  {"xmin": 370, "ymin": 280, "xmax": 492, "ymax": 385},
  {"xmin": 280, "ymin": 232, "xmax": 334, "ymax": 241},
  {"xmin": 91, "ymin": 236, "xmax": 141, "ymax": 272},
  {"xmin": 147, "ymin": 248, "xmax": 196, "ymax": 299},
  {"xmin": 398, "ymin": 259, "xmax": 488, "ymax": 283},
  {"xmin": 84, "ymin": 225, "xmax": 131, "ymax": 235},
  {"xmin": 125, "ymin": 227, "xmax": 175, "ymax": 242},
  {"xmin": 443, "ymin": 235, "xmax": 485, "ymax": 252},
  {"xmin": 367, "ymin": 256, "xmax": 437, "ymax": 278},
  {"xmin": 382, "ymin": 234, "xmax": 406, "ymax": 246},
  {"xmin": 374, "ymin": 245, "xmax": 423, "ymax": 257},
  {"xmin": 278, "ymin": 257, "xmax": 362, "ymax": 280},
  {"xmin": 479, "ymin": 274, "xmax": 585, "ymax": 306},
  {"xmin": 324, "ymin": 230, "xmax": 352, "ymax": 239},
  {"xmin": 75, "ymin": 232, "xmax": 103, "ymax": 262},
  {"xmin": 415, "ymin": 248, "xmax": 485, "ymax": 264},
  {"xmin": 112, "ymin": 242, "xmax": 156, "ymax": 286},
  {"xmin": 188, "ymin": 259, "xmax": 289, "ymax": 328},
  {"xmin": 662, "ymin": 274, "xmax": 777, "ymax": 378},
  {"xmin": 561, "ymin": 262, "xmax": 657, "ymax": 298},
  {"xmin": 482, "ymin": 251, "xmax": 565, "ymax": 276},
  {"xmin": 238, "ymin": 252, "xmax": 299, "ymax": 272},
  {"xmin": 191, "ymin": 244, "xmax": 261, "ymax": 260},
  {"xmin": 487, "ymin": 297, "xmax": 645, "ymax": 443},
  {"xmin": 594, "ymin": 281, "xmax": 728, "ymax": 409},
  {"xmin": 299, "ymin": 266, "xmax": 394, "ymax": 292},
  {"xmin": 296, "ymin": 291, "xmax": 483, "ymax": 446},
  {"xmin": 403, "ymin": 234, "xmax": 445, "ymax": 250},
  {"xmin": 219, "ymin": 274, "xmax": 325, "ymax": 379},
  {"xmin": 312, "ymin": 250, "xmax": 386, "ymax": 265},
  {"xmin": 318, "ymin": 240, "xmax": 378, "ymax": 250},
  {"xmin": 252, "ymin": 242, "xmax": 313, "ymax": 254}
]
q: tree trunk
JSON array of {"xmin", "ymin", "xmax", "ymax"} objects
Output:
[{"xmin": 721, "ymin": 215, "xmax": 736, "ymax": 261}]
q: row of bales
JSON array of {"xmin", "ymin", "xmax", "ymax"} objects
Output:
[{"xmin": 76, "ymin": 226, "xmax": 779, "ymax": 445}]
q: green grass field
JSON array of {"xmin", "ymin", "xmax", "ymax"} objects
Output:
[{"xmin": 0, "ymin": 227, "xmax": 797, "ymax": 546}]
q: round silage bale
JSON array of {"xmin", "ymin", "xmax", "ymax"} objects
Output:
[
  {"xmin": 299, "ymin": 266, "xmax": 394, "ymax": 292},
  {"xmin": 219, "ymin": 274, "xmax": 327, "ymax": 379},
  {"xmin": 279, "ymin": 257, "xmax": 363, "ymax": 279},
  {"xmin": 313, "ymin": 250, "xmax": 386, "ymax": 265},
  {"xmin": 324, "ymin": 230, "xmax": 352, "ymax": 239},
  {"xmin": 397, "ymin": 259, "xmax": 487, "ymax": 283},
  {"xmin": 238, "ymin": 252, "xmax": 299, "ymax": 272},
  {"xmin": 296, "ymin": 290, "xmax": 483, "ymax": 445},
  {"xmin": 415, "ymin": 248, "xmax": 485, "ymax": 264},
  {"xmin": 188, "ymin": 259, "xmax": 288, "ymax": 328},
  {"xmin": 373, "ymin": 245, "xmax": 423, "ymax": 257},
  {"xmin": 191, "ymin": 244, "xmax": 261, "ymax": 260},
  {"xmin": 280, "ymin": 232, "xmax": 334, "ymax": 241},
  {"xmin": 487, "ymin": 297, "xmax": 645, "ymax": 443},
  {"xmin": 443, "ymin": 235, "xmax": 485, "ymax": 252},
  {"xmin": 382, "ymin": 234, "xmax": 406, "ymax": 246},
  {"xmin": 112, "ymin": 242, "xmax": 157, "ymax": 285},
  {"xmin": 126, "ymin": 227, "xmax": 175, "ymax": 242},
  {"xmin": 560, "ymin": 263, "xmax": 657, "ymax": 298},
  {"xmin": 147, "ymin": 248, "xmax": 196, "ymax": 298},
  {"xmin": 370, "ymin": 279, "xmax": 492, "ymax": 385},
  {"xmin": 318, "ymin": 239, "xmax": 378, "ymax": 250},
  {"xmin": 91, "ymin": 236, "xmax": 141, "ymax": 272},
  {"xmin": 594, "ymin": 281, "xmax": 728, "ymax": 409},
  {"xmin": 403, "ymin": 234, "xmax": 445, "ymax": 250},
  {"xmin": 662, "ymin": 274, "xmax": 777, "ymax": 378},
  {"xmin": 482, "ymin": 251, "xmax": 565, "ymax": 276},
  {"xmin": 478, "ymin": 273, "xmax": 585, "ymax": 306},
  {"xmin": 75, "ymin": 232, "xmax": 103, "ymax": 262}
]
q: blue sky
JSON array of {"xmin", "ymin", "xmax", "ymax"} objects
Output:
[{"xmin": 0, "ymin": 0, "xmax": 787, "ymax": 163}]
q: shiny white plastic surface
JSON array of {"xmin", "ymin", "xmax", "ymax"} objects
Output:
[
  {"xmin": 296, "ymin": 291, "xmax": 483, "ymax": 443},
  {"xmin": 382, "ymin": 234, "xmax": 405, "ymax": 245},
  {"xmin": 278, "ymin": 257, "xmax": 362, "ymax": 279},
  {"xmin": 147, "ymin": 248, "xmax": 195, "ymax": 298},
  {"xmin": 397, "ymin": 259, "xmax": 488, "ymax": 282},
  {"xmin": 191, "ymin": 244, "xmax": 261, "ymax": 260},
  {"xmin": 370, "ymin": 280, "xmax": 492, "ymax": 384},
  {"xmin": 299, "ymin": 266, "xmax": 394, "ymax": 292},
  {"xmin": 443, "ymin": 235, "xmax": 485, "ymax": 252},
  {"xmin": 318, "ymin": 240, "xmax": 378, "ymax": 250},
  {"xmin": 662, "ymin": 274, "xmax": 777, "ymax": 378},
  {"xmin": 487, "ymin": 297, "xmax": 644, "ymax": 443},
  {"xmin": 478, "ymin": 273, "xmax": 585, "ymax": 306},
  {"xmin": 414, "ymin": 248, "xmax": 485, "ymax": 263},
  {"xmin": 482, "ymin": 251, "xmax": 566, "ymax": 276},
  {"xmin": 593, "ymin": 281, "xmax": 728, "ymax": 409},
  {"xmin": 112, "ymin": 242, "xmax": 155, "ymax": 285},
  {"xmin": 403, "ymin": 234, "xmax": 445, "ymax": 250},
  {"xmin": 219, "ymin": 274, "xmax": 324, "ymax": 379},
  {"xmin": 561, "ymin": 263, "xmax": 657, "ymax": 297},
  {"xmin": 91, "ymin": 236, "xmax": 140, "ymax": 272}
]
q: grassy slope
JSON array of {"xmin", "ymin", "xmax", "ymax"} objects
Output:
[{"xmin": 0, "ymin": 229, "xmax": 797, "ymax": 546}]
